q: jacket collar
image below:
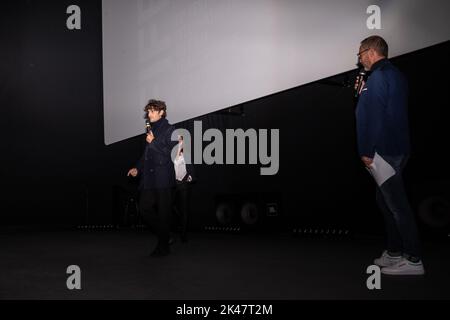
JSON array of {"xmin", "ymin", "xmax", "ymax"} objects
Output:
[
  {"xmin": 370, "ymin": 58, "xmax": 389, "ymax": 71},
  {"xmin": 150, "ymin": 117, "xmax": 168, "ymax": 133}
]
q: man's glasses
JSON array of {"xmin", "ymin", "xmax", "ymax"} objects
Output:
[{"xmin": 357, "ymin": 48, "xmax": 370, "ymax": 57}]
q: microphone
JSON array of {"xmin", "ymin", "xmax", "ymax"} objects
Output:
[
  {"xmin": 355, "ymin": 69, "xmax": 366, "ymax": 98},
  {"xmin": 145, "ymin": 119, "xmax": 152, "ymax": 134}
]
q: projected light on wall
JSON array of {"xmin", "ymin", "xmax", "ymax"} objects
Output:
[{"xmin": 102, "ymin": 0, "xmax": 450, "ymax": 145}]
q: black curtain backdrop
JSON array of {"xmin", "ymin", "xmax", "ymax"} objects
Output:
[{"xmin": 1, "ymin": 1, "xmax": 449, "ymax": 238}]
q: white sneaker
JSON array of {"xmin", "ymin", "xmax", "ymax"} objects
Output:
[
  {"xmin": 381, "ymin": 257, "xmax": 425, "ymax": 276},
  {"xmin": 374, "ymin": 250, "xmax": 402, "ymax": 267}
]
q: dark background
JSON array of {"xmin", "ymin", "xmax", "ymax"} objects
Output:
[{"xmin": 1, "ymin": 0, "xmax": 449, "ymax": 238}]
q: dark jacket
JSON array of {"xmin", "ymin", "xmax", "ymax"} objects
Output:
[
  {"xmin": 136, "ymin": 118, "xmax": 178, "ymax": 190},
  {"xmin": 355, "ymin": 58, "xmax": 411, "ymax": 158},
  {"xmin": 185, "ymin": 163, "xmax": 196, "ymax": 182}
]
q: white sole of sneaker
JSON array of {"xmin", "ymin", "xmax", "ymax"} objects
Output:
[
  {"xmin": 374, "ymin": 260, "xmax": 402, "ymax": 268},
  {"xmin": 381, "ymin": 270, "xmax": 425, "ymax": 276}
]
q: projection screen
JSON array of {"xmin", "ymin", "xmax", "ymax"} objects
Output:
[{"xmin": 102, "ymin": 0, "xmax": 450, "ymax": 145}]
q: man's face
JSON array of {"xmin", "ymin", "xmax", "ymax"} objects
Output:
[
  {"xmin": 148, "ymin": 108, "xmax": 164, "ymax": 123},
  {"xmin": 358, "ymin": 46, "xmax": 372, "ymax": 71}
]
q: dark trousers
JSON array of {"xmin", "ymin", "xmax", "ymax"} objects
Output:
[
  {"xmin": 375, "ymin": 155, "xmax": 421, "ymax": 258},
  {"xmin": 174, "ymin": 181, "xmax": 190, "ymax": 237},
  {"xmin": 139, "ymin": 188, "xmax": 173, "ymax": 250}
]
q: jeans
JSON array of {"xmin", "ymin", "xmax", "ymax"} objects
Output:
[{"xmin": 375, "ymin": 155, "xmax": 421, "ymax": 259}]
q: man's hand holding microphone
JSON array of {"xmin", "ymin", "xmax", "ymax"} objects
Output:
[
  {"xmin": 354, "ymin": 72, "xmax": 366, "ymax": 96},
  {"xmin": 127, "ymin": 168, "xmax": 138, "ymax": 178}
]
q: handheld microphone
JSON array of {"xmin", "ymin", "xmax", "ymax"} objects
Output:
[
  {"xmin": 145, "ymin": 119, "xmax": 152, "ymax": 134},
  {"xmin": 355, "ymin": 69, "xmax": 366, "ymax": 98}
]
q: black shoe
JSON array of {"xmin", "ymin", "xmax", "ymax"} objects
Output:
[
  {"xmin": 169, "ymin": 236, "xmax": 176, "ymax": 245},
  {"xmin": 150, "ymin": 246, "xmax": 170, "ymax": 257},
  {"xmin": 150, "ymin": 246, "xmax": 161, "ymax": 257}
]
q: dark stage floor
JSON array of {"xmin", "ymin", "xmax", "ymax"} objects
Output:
[{"xmin": 1, "ymin": 229, "xmax": 449, "ymax": 300}]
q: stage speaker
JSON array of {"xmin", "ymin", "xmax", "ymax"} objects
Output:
[
  {"xmin": 411, "ymin": 179, "xmax": 450, "ymax": 239},
  {"xmin": 240, "ymin": 202, "xmax": 259, "ymax": 226},
  {"xmin": 215, "ymin": 202, "xmax": 235, "ymax": 226},
  {"xmin": 418, "ymin": 196, "xmax": 450, "ymax": 229},
  {"xmin": 214, "ymin": 192, "xmax": 283, "ymax": 232}
]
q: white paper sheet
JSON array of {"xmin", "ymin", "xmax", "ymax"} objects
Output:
[{"xmin": 366, "ymin": 153, "xmax": 396, "ymax": 187}]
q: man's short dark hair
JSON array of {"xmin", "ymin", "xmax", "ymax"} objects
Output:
[
  {"xmin": 361, "ymin": 35, "xmax": 389, "ymax": 58},
  {"xmin": 144, "ymin": 99, "xmax": 167, "ymax": 118}
]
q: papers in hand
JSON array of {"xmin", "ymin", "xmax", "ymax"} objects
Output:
[
  {"xmin": 174, "ymin": 153, "xmax": 187, "ymax": 181},
  {"xmin": 366, "ymin": 152, "xmax": 396, "ymax": 187}
]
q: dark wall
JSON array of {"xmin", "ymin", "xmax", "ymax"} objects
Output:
[
  {"xmin": 1, "ymin": 1, "xmax": 143, "ymax": 226},
  {"xmin": 1, "ymin": 1, "xmax": 449, "ymax": 237}
]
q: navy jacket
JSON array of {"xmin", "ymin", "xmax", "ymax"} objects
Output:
[
  {"xmin": 136, "ymin": 118, "xmax": 177, "ymax": 190},
  {"xmin": 355, "ymin": 58, "xmax": 411, "ymax": 158}
]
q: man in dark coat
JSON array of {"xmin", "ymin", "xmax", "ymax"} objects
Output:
[{"xmin": 128, "ymin": 99, "xmax": 177, "ymax": 257}]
